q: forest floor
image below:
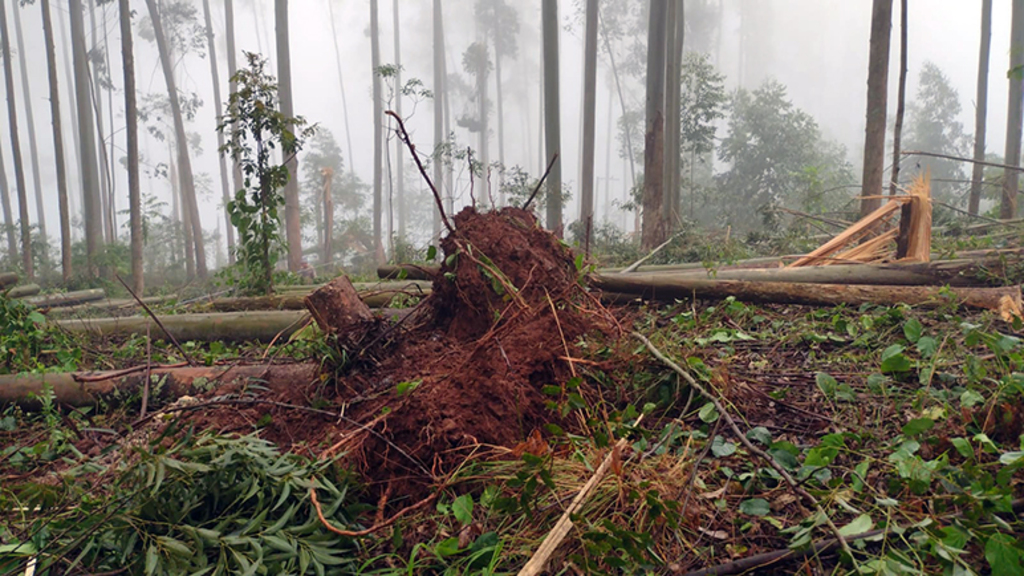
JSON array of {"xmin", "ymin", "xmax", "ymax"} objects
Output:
[{"xmin": 1, "ymin": 210, "xmax": 1024, "ymax": 574}]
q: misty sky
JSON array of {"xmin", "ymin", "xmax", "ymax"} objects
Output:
[{"xmin": 0, "ymin": 0, "xmax": 1016, "ymax": 256}]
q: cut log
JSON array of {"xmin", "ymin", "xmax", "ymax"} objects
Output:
[
  {"xmin": 56, "ymin": 310, "xmax": 311, "ymax": 343},
  {"xmin": 304, "ymin": 276, "xmax": 375, "ymax": 344},
  {"xmin": 0, "ymin": 363, "xmax": 319, "ymax": 409},
  {"xmin": 6, "ymin": 283, "xmax": 40, "ymax": 298},
  {"xmin": 591, "ymin": 273, "xmax": 1021, "ymax": 314},
  {"xmin": 25, "ymin": 288, "xmax": 106, "ymax": 308},
  {"xmin": 0, "ymin": 271, "xmax": 16, "ymax": 288},
  {"xmin": 206, "ymin": 286, "xmax": 432, "ymax": 312}
]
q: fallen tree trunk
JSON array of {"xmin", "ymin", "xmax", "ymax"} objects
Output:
[
  {"xmin": 56, "ymin": 310, "xmax": 312, "ymax": 343},
  {"xmin": 206, "ymin": 285, "xmax": 432, "ymax": 312},
  {"xmin": 591, "ymin": 273, "xmax": 1021, "ymax": 313},
  {"xmin": 7, "ymin": 283, "xmax": 40, "ymax": 298},
  {"xmin": 0, "ymin": 363, "xmax": 319, "ymax": 409},
  {"xmin": 0, "ymin": 271, "xmax": 16, "ymax": 288},
  {"xmin": 25, "ymin": 288, "xmax": 106, "ymax": 308}
]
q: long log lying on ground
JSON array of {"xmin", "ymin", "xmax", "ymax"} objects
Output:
[
  {"xmin": 25, "ymin": 288, "xmax": 106, "ymax": 308},
  {"xmin": 0, "ymin": 363, "xmax": 319, "ymax": 409},
  {"xmin": 0, "ymin": 272, "xmax": 16, "ymax": 288},
  {"xmin": 56, "ymin": 310, "xmax": 312, "ymax": 343},
  {"xmin": 7, "ymin": 283, "xmax": 40, "ymax": 298},
  {"xmin": 205, "ymin": 286, "xmax": 432, "ymax": 312},
  {"xmin": 591, "ymin": 273, "xmax": 1022, "ymax": 313}
]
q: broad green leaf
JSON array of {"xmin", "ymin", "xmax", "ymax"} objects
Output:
[
  {"xmin": 746, "ymin": 427, "xmax": 772, "ymax": 446},
  {"xmin": 452, "ymin": 494, "xmax": 474, "ymax": 526},
  {"xmin": 951, "ymin": 437, "xmax": 974, "ymax": 459},
  {"xmin": 711, "ymin": 435, "xmax": 736, "ymax": 457},
  {"xmin": 739, "ymin": 498, "xmax": 770, "ymax": 516},
  {"xmin": 916, "ymin": 336, "xmax": 939, "ymax": 358},
  {"xmin": 960, "ymin": 389, "xmax": 985, "ymax": 408},
  {"xmin": 902, "ymin": 418, "xmax": 935, "ymax": 437},
  {"xmin": 435, "ymin": 537, "xmax": 462, "ymax": 557},
  {"xmin": 903, "ymin": 318, "xmax": 923, "ymax": 343},
  {"xmin": 880, "ymin": 345, "xmax": 912, "ymax": 373},
  {"xmin": 698, "ymin": 402, "xmax": 719, "ymax": 423},
  {"xmin": 837, "ymin": 514, "xmax": 874, "ymax": 537},
  {"xmin": 999, "ymin": 451, "xmax": 1024, "ymax": 466},
  {"xmin": 985, "ymin": 532, "xmax": 1024, "ymax": 576}
]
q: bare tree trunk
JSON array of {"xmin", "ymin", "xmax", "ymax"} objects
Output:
[
  {"xmin": 11, "ymin": 3, "xmax": 46, "ymax": 247},
  {"xmin": 69, "ymin": 0, "xmax": 102, "ymax": 277},
  {"xmin": 663, "ymin": 0, "xmax": 684, "ymax": 231},
  {"xmin": 57, "ymin": 1, "xmax": 81, "ymax": 232},
  {"xmin": 101, "ymin": 2, "xmax": 117, "ymax": 240},
  {"xmin": 393, "ymin": 0, "xmax": 406, "ymax": 239},
  {"xmin": 41, "ymin": 0, "xmax": 72, "ymax": 282},
  {"xmin": 203, "ymin": 0, "xmax": 235, "ymax": 267},
  {"xmin": 579, "ymin": 0, "xmax": 598, "ymax": 245},
  {"xmin": 889, "ymin": 0, "xmax": 907, "ymax": 197},
  {"xmin": 144, "ymin": 0, "xmax": 207, "ymax": 278},
  {"xmin": 970, "ymin": 0, "xmax": 993, "ymax": 215},
  {"xmin": 641, "ymin": 0, "xmax": 667, "ymax": 250},
  {"xmin": 476, "ymin": 41, "xmax": 490, "ymax": 208},
  {"xmin": 599, "ymin": 14, "xmax": 635, "ymax": 192},
  {"xmin": 495, "ymin": 44, "xmax": 506, "ymax": 206},
  {"xmin": 322, "ymin": 168, "xmax": 333, "ymax": 267},
  {"xmin": 859, "ymin": 0, "xmax": 893, "ymax": 217},
  {"xmin": 225, "ymin": 0, "xmax": 240, "ymax": 264},
  {"xmin": 274, "ymin": 0, "xmax": 301, "ymax": 272},
  {"xmin": 0, "ymin": 0, "xmax": 33, "ymax": 278},
  {"xmin": 86, "ymin": 0, "xmax": 112, "ymax": 244},
  {"xmin": 1005, "ymin": 0, "xmax": 1024, "ymax": 219},
  {"xmin": 542, "ymin": 0, "xmax": 562, "ymax": 232},
  {"xmin": 0, "ymin": 138, "xmax": 15, "ymax": 263},
  {"xmin": 119, "ymin": 0, "xmax": 142, "ymax": 294},
  {"xmin": 432, "ymin": 0, "xmax": 444, "ymax": 240},
  {"xmin": 326, "ymin": 0, "xmax": 354, "ymax": 173},
  {"xmin": 371, "ymin": 0, "xmax": 384, "ymax": 262}
]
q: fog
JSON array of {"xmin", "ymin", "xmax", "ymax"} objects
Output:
[{"xmin": 0, "ymin": 0, "xmax": 1015, "ymax": 267}]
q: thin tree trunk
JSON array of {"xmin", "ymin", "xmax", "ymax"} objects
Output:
[
  {"xmin": 326, "ymin": 0, "xmax": 354, "ymax": 174},
  {"xmin": 225, "ymin": 0, "xmax": 240, "ymax": 264},
  {"xmin": 599, "ymin": 13, "xmax": 636, "ymax": 192},
  {"xmin": 274, "ymin": 0, "xmax": 301, "ymax": 272},
  {"xmin": 0, "ymin": 136, "xmax": 15, "ymax": 263},
  {"xmin": 542, "ymin": 0, "xmax": 562, "ymax": 232},
  {"xmin": 0, "ymin": 0, "xmax": 33, "ymax": 278},
  {"xmin": 86, "ymin": 0, "xmax": 111, "ymax": 243},
  {"xmin": 322, "ymin": 168, "xmax": 333, "ymax": 267},
  {"xmin": 371, "ymin": 0, "xmax": 384, "ymax": 262},
  {"xmin": 41, "ymin": 0, "xmax": 72, "ymax": 282},
  {"xmin": 476, "ymin": 41, "xmax": 489, "ymax": 208},
  {"xmin": 495, "ymin": 46, "xmax": 505, "ymax": 206},
  {"xmin": 145, "ymin": 0, "xmax": 207, "ymax": 278},
  {"xmin": 11, "ymin": 2, "xmax": 46, "ymax": 247},
  {"xmin": 432, "ymin": 0, "xmax": 444, "ymax": 239},
  {"xmin": 203, "ymin": 0, "xmax": 234, "ymax": 265},
  {"xmin": 1005, "ymin": 0, "xmax": 1024, "ymax": 219},
  {"xmin": 119, "ymin": 0, "xmax": 142, "ymax": 294},
  {"xmin": 641, "ymin": 0, "xmax": 668, "ymax": 250},
  {"xmin": 101, "ymin": 2, "xmax": 117, "ymax": 240},
  {"xmin": 889, "ymin": 0, "xmax": 908, "ymax": 197},
  {"xmin": 69, "ymin": 0, "xmax": 102, "ymax": 277},
  {"xmin": 57, "ymin": 1, "xmax": 81, "ymax": 232},
  {"xmin": 579, "ymin": 0, "xmax": 598, "ymax": 245},
  {"xmin": 860, "ymin": 0, "xmax": 893, "ymax": 217},
  {"xmin": 393, "ymin": 0, "xmax": 405, "ymax": 238},
  {"xmin": 970, "ymin": 0, "xmax": 993, "ymax": 215},
  {"xmin": 663, "ymin": 0, "xmax": 684, "ymax": 231}
]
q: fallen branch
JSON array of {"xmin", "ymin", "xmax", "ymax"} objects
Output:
[
  {"xmin": 522, "ymin": 152, "xmax": 559, "ymax": 213},
  {"xmin": 620, "ymin": 231, "xmax": 685, "ymax": 274},
  {"xmin": 24, "ymin": 288, "xmax": 106, "ymax": 308},
  {"xmin": 385, "ymin": 110, "xmax": 454, "ymax": 234},
  {"xmin": 117, "ymin": 274, "xmax": 195, "ymax": 366}
]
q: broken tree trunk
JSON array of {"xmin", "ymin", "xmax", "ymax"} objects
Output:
[
  {"xmin": 304, "ymin": 276, "xmax": 375, "ymax": 348},
  {"xmin": 56, "ymin": 310, "xmax": 311, "ymax": 343},
  {"xmin": 0, "ymin": 363, "xmax": 319, "ymax": 409},
  {"xmin": 591, "ymin": 273, "xmax": 1021, "ymax": 314},
  {"xmin": 7, "ymin": 283, "xmax": 41, "ymax": 298},
  {"xmin": 25, "ymin": 288, "xmax": 106, "ymax": 308}
]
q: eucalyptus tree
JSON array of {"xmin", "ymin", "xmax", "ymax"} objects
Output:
[
  {"xmin": 432, "ymin": 0, "xmax": 445, "ymax": 238},
  {"xmin": 1003, "ymin": 0, "xmax": 1023, "ymax": 219},
  {"xmin": 969, "ymin": 0, "xmax": 992, "ymax": 215},
  {"xmin": 0, "ymin": 138, "xmax": 15, "ymax": 265},
  {"xmin": 542, "ymin": 0, "xmax": 561, "ymax": 231},
  {"xmin": 393, "ymin": 0, "xmax": 405, "ymax": 237},
  {"xmin": 371, "ymin": 0, "xmax": 383, "ymax": 262},
  {"xmin": 40, "ymin": 0, "xmax": 72, "ymax": 280},
  {"xmin": 461, "ymin": 41, "xmax": 492, "ymax": 205},
  {"xmin": 275, "ymin": 0, "xmax": 302, "ymax": 272},
  {"xmin": 225, "ymin": 0, "xmax": 242, "ymax": 263},
  {"xmin": 579, "ymin": 0, "xmax": 598, "ymax": 243},
  {"xmin": 11, "ymin": 2, "xmax": 45, "ymax": 245},
  {"xmin": 0, "ymin": 0, "xmax": 32, "ymax": 277},
  {"xmin": 904, "ymin": 63, "xmax": 970, "ymax": 203},
  {"xmin": 119, "ymin": 0, "xmax": 142, "ymax": 293},
  {"xmin": 69, "ymin": 0, "xmax": 103, "ymax": 277},
  {"xmin": 663, "ymin": 0, "xmax": 684, "ymax": 231},
  {"xmin": 326, "ymin": 0, "xmax": 354, "ymax": 174},
  {"xmin": 475, "ymin": 0, "xmax": 519, "ymax": 206},
  {"xmin": 640, "ymin": 0, "xmax": 667, "ymax": 249},
  {"xmin": 859, "ymin": 0, "xmax": 892, "ymax": 217},
  {"xmin": 203, "ymin": 0, "xmax": 235, "ymax": 262}
]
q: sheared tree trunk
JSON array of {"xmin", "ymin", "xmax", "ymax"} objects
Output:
[
  {"xmin": 144, "ymin": 0, "xmax": 207, "ymax": 279},
  {"xmin": 889, "ymin": 0, "xmax": 907, "ymax": 197},
  {"xmin": 432, "ymin": 0, "xmax": 444, "ymax": 239},
  {"xmin": 326, "ymin": 0, "xmax": 354, "ymax": 174},
  {"xmin": 11, "ymin": 2, "xmax": 46, "ymax": 247},
  {"xmin": 41, "ymin": 0, "xmax": 71, "ymax": 281},
  {"xmin": 641, "ymin": 0, "xmax": 668, "ymax": 250},
  {"xmin": 859, "ymin": 0, "xmax": 892, "ymax": 217},
  {"xmin": 579, "ymin": 0, "xmax": 598, "ymax": 246},
  {"xmin": 663, "ymin": 0, "xmax": 684, "ymax": 231},
  {"xmin": 970, "ymin": 0, "xmax": 993, "ymax": 215},
  {"xmin": 393, "ymin": 0, "xmax": 405, "ymax": 240},
  {"xmin": 275, "ymin": 0, "xmax": 302, "ymax": 272},
  {"xmin": 542, "ymin": 0, "xmax": 562, "ymax": 232},
  {"xmin": 0, "ymin": 0, "xmax": 33, "ymax": 278},
  {"xmin": 203, "ymin": 0, "xmax": 235, "ymax": 265},
  {"xmin": 1003, "ymin": 0, "xmax": 1024, "ymax": 219},
  {"xmin": 371, "ymin": 0, "xmax": 384, "ymax": 262},
  {"xmin": 119, "ymin": 0, "xmax": 142, "ymax": 295},
  {"xmin": 225, "ymin": 0, "xmax": 241, "ymax": 264}
]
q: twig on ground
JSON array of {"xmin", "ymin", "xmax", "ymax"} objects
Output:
[
  {"xmin": 115, "ymin": 274, "xmax": 195, "ymax": 367},
  {"xmin": 633, "ymin": 331, "xmax": 853, "ymax": 558}
]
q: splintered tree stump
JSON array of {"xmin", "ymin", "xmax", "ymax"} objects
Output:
[{"xmin": 304, "ymin": 276, "xmax": 376, "ymax": 345}]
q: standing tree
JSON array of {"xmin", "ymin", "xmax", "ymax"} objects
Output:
[
  {"xmin": 203, "ymin": 0, "xmax": 235, "ymax": 263},
  {"xmin": 663, "ymin": 0, "xmax": 684, "ymax": 231},
  {"xmin": 41, "ymin": 0, "xmax": 72, "ymax": 281},
  {"xmin": 219, "ymin": 53, "xmax": 313, "ymax": 295},
  {"xmin": 225, "ymin": 0, "xmax": 242, "ymax": 264},
  {"xmin": 904, "ymin": 63, "xmax": 970, "ymax": 202},
  {"xmin": 275, "ymin": 0, "xmax": 302, "ymax": 272},
  {"xmin": 475, "ymin": 0, "xmax": 519, "ymax": 206},
  {"xmin": 392, "ymin": 0, "xmax": 405, "ymax": 239},
  {"xmin": 326, "ymin": 0, "xmax": 354, "ymax": 172},
  {"xmin": 11, "ymin": 2, "xmax": 46, "ymax": 248},
  {"xmin": 432, "ymin": 0, "xmax": 445, "ymax": 239},
  {"xmin": 1004, "ymin": 0, "xmax": 1024, "ymax": 219},
  {"xmin": 641, "ymin": 0, "xmax": 668, "ymax": 249},
  {"xmin": 542, "ymin": 0, "xmax": 562, "ymax": 232},
  {"xmin": 461, "ymin": 41, "xmax": 492, "ymax": 205},
  {"xmin": 69, "ymin": 0, "xmax": 102, "ymax": 277},
  {"xmin": 371, "ymin": 0, "xmax": 384, "ymax": 262},
  {"xmin": 144, "ymin": 0, "xmax": 207, "ymax": 278},
  {"xmin": 0, "ymin": 138, "xmax": 14, "ymax": 264},
  {"xmin": 889, "ymin": 0, "xmax": 908, "ymax": 196},
  {"xmin": 0, "ymin": 0, "xmax": 32, "ymax": 277},
  {"xmin": 970, "ymin": 0, "xmax": 993, "ymax": 215},
  {"xmin": 579, "ymin": 0, "xmax": 598, "ymax": 245},
  {"xmin": 119, "ymin": 0, "xmax": 143, "ymax": 294},
  {"xmin": 859, "ymin": 0, "xmax": 892, "ymax": 217}
]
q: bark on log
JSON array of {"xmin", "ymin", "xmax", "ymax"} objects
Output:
[
  {"xmin": 6, "ymin": 283, "xmax": 40, "ymax": 298},
  {"xmin": 0, "ymin": 271, "xmax": 16, "ymax": 288},
  {"xmin": 591, "ymin": 273, "xmax": 1021, "ymax": 312},
  {"xmin": 206, "ymin": 287, "xmax": 432, "ymax": 312},
  {"xmin": 304, "ymin": 276, "xmax": 375, "ymax": 339},
  {"xmin": 56, "ymin": 310, "xmax": 311, "ymax": 343},
  {"xmin": 0, "ymin": 363, "xmax": 319, "ymax": 409},
  {"xmin": 25, "ymin": 288, "xmax": 106, "ymax": 307}
]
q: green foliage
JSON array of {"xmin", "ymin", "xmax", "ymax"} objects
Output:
[
  {"xmin": 0, "ymin": 293, "xmax": 79, "ymax": 373},
  {"xmin": 904, "ymin": 61, "xmax": 971, "ymax": 203},
  {"xmin": 219, "ymin": 53, "xmax": 315, "ymax": 295}
]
